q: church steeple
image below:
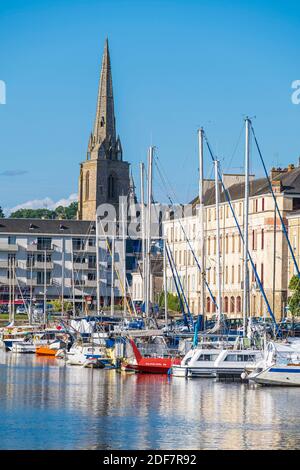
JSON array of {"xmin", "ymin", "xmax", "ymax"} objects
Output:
[
  {"xmin": 88, "ymin": 38, "xmax": 121, "ymax": 161},
  {"xmin": 94, "ymin": 38, "xmax": 115, "ymax": 144},
  {"xmin": 78, "ymin": 39, "xmax": 129, "ymax": 221}
]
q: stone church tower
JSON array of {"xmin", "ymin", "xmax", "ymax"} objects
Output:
[{"xmin": 77, "ymin": 39, "xmax": 130, "ymax": 220}]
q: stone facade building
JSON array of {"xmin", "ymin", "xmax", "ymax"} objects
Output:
[
  {"xmin": 163, "ymin": 165, "xmax": 300, "ymax": 321},
  {"xmin": 77, "ymin": 39, "xmax": 130, "ymax": 221}
]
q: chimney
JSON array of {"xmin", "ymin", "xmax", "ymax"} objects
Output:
[{"xmin": 270, "ymin": 167, "xmax": 288, "ymax": 180}]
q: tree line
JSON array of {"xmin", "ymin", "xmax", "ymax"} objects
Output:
[{"xmin": 0, "ymin": 201, "xmax": 78, "ymax": 220}]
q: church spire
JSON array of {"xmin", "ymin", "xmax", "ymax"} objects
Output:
[{"xmin": 90, "ymin": 38, "xmax": 118, "ymax": 159}]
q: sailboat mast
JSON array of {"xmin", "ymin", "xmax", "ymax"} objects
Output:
[
  {"xmin": 96, "ymin": 215, "xmax": 101, "ymax": 315},
  {"xmin": 198, "ymin": 128, "xmax": 206, "ymax": 327},
  {"xmin": 214, "ymin": 159, "xmax": 222, "ymax": 323},
  {"xmin": 163, "ymin": 237, "xmax": 168, "ymax": 325},
  {"xmin": 146, "ymin": 147, "xmax": 153, "ymax": 318},
  {"xmin": 43, "ymin": 249, "xmax": 47, "ymax": 326},
  {"xmin": 61, "ymin": 237, "xmax": 65, "ymax": 317},
  {"xmin": 71, "ymin": 242, "xmax": 76, "ymax": 317},
  {"xmin": 140, "ymin": 162, "xmax": 146, "ymax": 302},
  {"xmin": 121, "ymin": 196, "xmax": 127, "ymax": 317},
  {"xmin": 243, "ymin": 117, "xmax": 251, "ymax": 336},
  {"xmin": 111, "ymin": 235, "xmax": 115, "ymax": 317}
]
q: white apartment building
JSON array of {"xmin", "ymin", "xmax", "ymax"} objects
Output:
[{"xmin": 0, "ymin": 218, "xmax": 128, "ymax": 311}]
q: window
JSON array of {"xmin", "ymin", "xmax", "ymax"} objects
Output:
[
  {"xmin": 224, "ymin": 296, "xmax": 228, "ymax": 313},
  {"xmin": 252, "ymin": 263, "xmax": 257, "ymax": 283},
  {"xmin": 225, "ymin": 234, "xmax": 229, "ymax": 254},
  {"xmin": 236, "ymin": 296, "xmax": 241, "ymax": 313},
  {"xmin": 261, "ymin": 263, "xmax": 264, "ymax": 285},
  {"xmin": 85, "ymin": 171, "xmax": 90, "ymax": 201},
  {"xmin": 239, "ymin": 203, "xmax": 242, "ymax": 216},
  {"xmin": 207, "ymin": 236, "xmax": 211, "ymax": 255},
  {"xmin": 261, "ymin": 229, "xmax": 264, "ymax": 250},
  {"xmin": 198, "ymin": 354, "xmax": 219, "ymax": 362},
  {"xmin": 225, "ymin": 354, "xmax": 238, "ymax": 362},
  {"xmin": 108, "ymin": 174, "xmax": 116, "ymax": 199},
  {"xmin": 37, "ymin": 237, "xmax": 52, "ymax": 251},
  {"xmin": 8, "ymin": 236, "xmax": 16, "ymax": 245},
  {"xmin": 73, "ymin": 237, "xmax": 85, "ymax": 251},
  {"xmin": 262, "ymin": 198, "xmax": 265, "ymax": 211},
  {"xmin": 206, "ymin": 297, "xmax": 211, "ymax": 313},
  {"xmin": 213, "ymin": 236, "xmax": 216, "ymax": 255},
  {"xmin": 252, "ymin": 230, "xmax": 257, "ymax": 250},
  {"xmin": 37, "ymin": 253, "xmax": 51, "ymax": 263},
  {"xmin": 230, "ymin": 296, "xmax": 235, "ymax": 313},
  {"xmin": 231, "ymin": 265, "xmax": 235, "ymax": 283},
  {"xmin": 37, "ymin": 271, "xmax": 51, "ymax": 284},
  {"xmin": 225, "ymin": 266, "xmax": 228, "ymax": 284},
  {"xmin": 238, "ymin": 265, "xmax": 241, "ymax": 284},
  {"xmin": 232, "ymin": 234, "xmax": 235, "ymax": 253}
]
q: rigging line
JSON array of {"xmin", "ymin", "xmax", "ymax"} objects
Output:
[
  {"xmin": 153, "ymin": 157, "xmax": 218, "ymax": 308},
  {"xmin": 223, "ymin": 123, "xmax": 245, "ymax": 174},
  {"xmin": 250, "ymin": 123, "xmax": 300, "ymax": 278},
  {"xmin": 204, "ymin": 131, "xmax": 278, "ymax": 328},
  {"xmin": 97, "ymin": 217, "xmax": 134, "ymax": 317},
  {"xmin": 165, "ymin": 242, "xmax": 191, "ymax": 328}
]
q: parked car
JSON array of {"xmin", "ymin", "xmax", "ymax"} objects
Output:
[
  {"xmin": 0, "ymin": 305, "xmax": 9, "ymax": 314},
  {"xmin": 16, "ymin": 305, "xmax": 27, "ymax": 314}
]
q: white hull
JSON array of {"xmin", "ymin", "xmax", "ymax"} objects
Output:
[
  {"xmin": 254, "ymin": 365, "xmax": 300, "ymax": 386},
  {"xmin": 11, "ymin": 343, "xmax": 36, "ymax": 354}
]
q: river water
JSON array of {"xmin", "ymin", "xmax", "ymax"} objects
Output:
[{"xmin": 0, "ymin": 350, "xmax": 299, "ymax": 450}]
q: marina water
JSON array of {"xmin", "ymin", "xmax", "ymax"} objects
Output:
[{"xmin": 0, "ymin": 350, "xmax": 299, "ymax": 450}]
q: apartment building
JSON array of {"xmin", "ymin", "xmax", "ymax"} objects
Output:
[
  {"xmin": 163, "ymin": 165, "xmax": 300, "ymax": 320},
  {"xmin": 0, "ymin": 218, "xmax": 130, "ymax": 311}
]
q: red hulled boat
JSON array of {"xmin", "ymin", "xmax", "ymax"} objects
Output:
[{"xmin": 122, "ymin": 338, "xmax": 181, "ymax": 374}]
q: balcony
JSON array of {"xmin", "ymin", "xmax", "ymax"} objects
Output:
[
  {"xmin": 74, "ymin": 279, "xmax": 97, "ymax": 288},
  {"xmin": 73, "ymin": 262, "xmax": 88, "ymax": 270},
  {"xmin": 0, "ymin": 276, "xmax": 18, "ymax": 286},
  {"xmin": 26, "ymin": 244, "xmax": 54, "ymax": 252},
  {"xmin": 73, "ymin": 262, "xmax": 96, "ymax": 270},
  {"xmin": 72, "ymin": 245, "xmax": 96, "ymax": 253},
  {"xmin": 30, "ymin": 262, "xmax": 54, "ymax": 270},
  {"xmin": 0, "ymin": 243, "xmax": 18, "ymax": 252},
  {"xmin": 25, "ymin": 279, "xmax": 37, "ymax": 287}
]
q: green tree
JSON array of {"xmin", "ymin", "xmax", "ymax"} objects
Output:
[
  {"xmin": 10, "ymin": 208, "xmax": 56, "ymax": 219},
  {"xmin": 159, "ymin": 291, "xmax": 181, "ymax": 312},
  {"xmin": 0, "ymin": 206, "xmax": 4, "ymax": 218},
  {"xmin": 9, "ymin": 201, "xmax": 78, "ymax": 220},
  {"xmin": 288, "ymin": 275, "xmax": 300, "ymax": 317},
  {"xmin": 50, "ymin": 299, "xmax": 73, "ymax": 313}
]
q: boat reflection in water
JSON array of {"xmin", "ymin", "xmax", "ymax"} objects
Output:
[{"xmin": 0, "ymin": 350, "xmax": 299, "ymax": 450}]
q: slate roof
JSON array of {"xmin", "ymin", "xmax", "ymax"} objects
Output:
[
  {"xmin": 190, "ymin": 166, "xmax": 300, "ymax": 207},
  {"xmin": 0, "ymin": 219, "xmax": 95, "ymax": 235}
]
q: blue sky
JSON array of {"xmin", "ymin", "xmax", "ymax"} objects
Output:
[{"xmin": 0, "ymin": 0, "xmax": 300, "ymax": 213}]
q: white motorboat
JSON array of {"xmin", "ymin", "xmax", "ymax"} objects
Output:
[
  {"xmin": 172, "ymin": 340, "xmax": 262, "ymax": 378},
  {"xmin": 248, "ymin": 339, "xmax": 300, "ymax": 386},
  {"xmin": 66, "ymin": 341, "xmax": 112, "ymax": 367}
]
